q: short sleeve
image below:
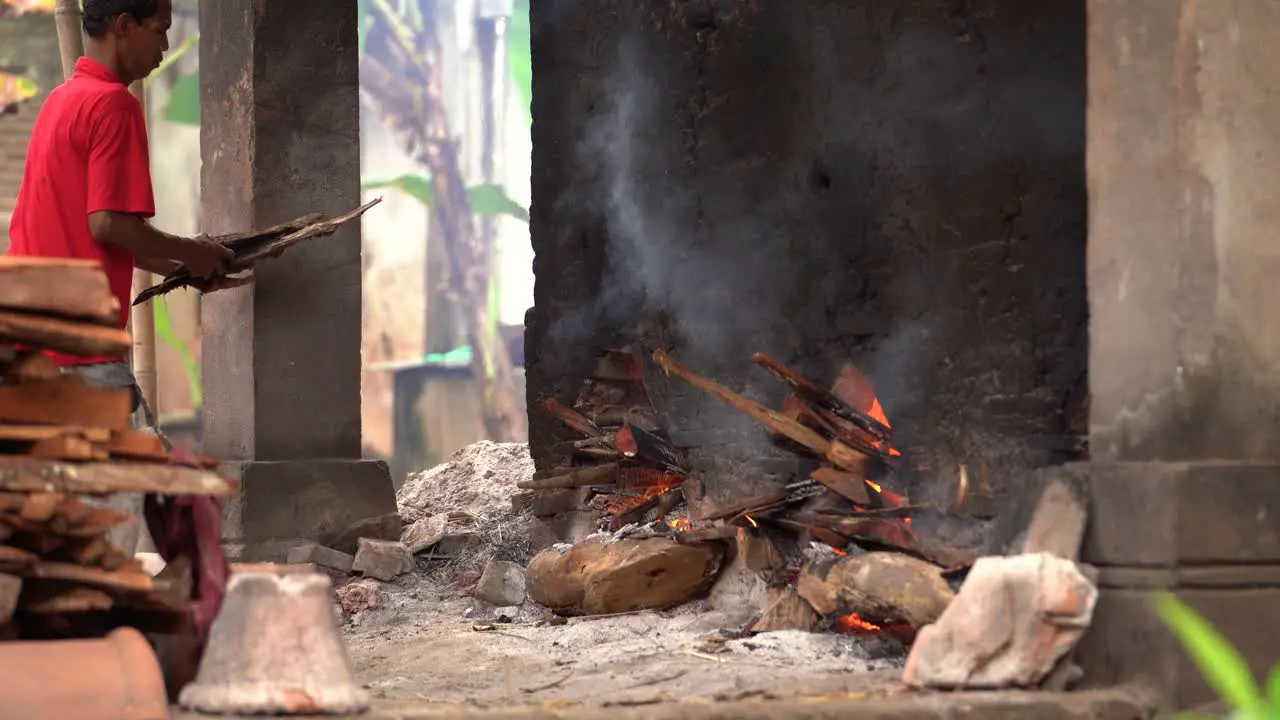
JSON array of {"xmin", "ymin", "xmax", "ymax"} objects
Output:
[{"xmin": 85, "ymin": 91, "xmax": 155, "ymax": 219}]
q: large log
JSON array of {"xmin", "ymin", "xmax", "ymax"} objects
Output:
[
  {"xmin": 526, "ymin": 536, "xmax": 724, "ymax": 615},
  {"xmin": 796, "ymin": 551, "xmax": 955, "ymax": 629}
]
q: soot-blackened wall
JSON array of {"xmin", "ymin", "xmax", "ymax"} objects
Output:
[{"xmin": 525, "ymin": 0, "xmax": 1087, "ymax": 516}]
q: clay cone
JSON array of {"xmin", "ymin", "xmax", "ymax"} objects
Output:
[{"xmin": 178, "ymin": 568, "xmax": 369, "ymax": 715}]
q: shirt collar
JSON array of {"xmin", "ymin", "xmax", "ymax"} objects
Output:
[{"xmin": 72, "ymin": 57, "xmax": 123, "ymax": 84}]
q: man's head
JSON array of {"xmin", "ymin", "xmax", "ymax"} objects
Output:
[{"xmin": 82, "ymin": 0, "xmax": 173, "ymax": 84}]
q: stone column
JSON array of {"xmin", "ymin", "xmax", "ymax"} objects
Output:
[
  {"xmin": 200, "ymin": 0, "xmax": 396, "ymax": 557},
  {"xmin": 1080, "ymin": 0, "xmax": 1280, "ymax": 708}
]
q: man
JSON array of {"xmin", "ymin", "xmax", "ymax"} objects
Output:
[{"xmin": 7, "ymin": 0, "xmax": 247, "ymax": 552}]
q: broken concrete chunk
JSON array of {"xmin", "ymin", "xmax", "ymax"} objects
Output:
[
  {"xmin": 287, "ymin": 543, "xmax": 355, "ymax": 574},
  {"xmin": 351, "ymin": 538, "xmax": 415, "ymax": 581},
  {"xmin": 903, "ymin": 552, "xmax": 1097, "ymax": 689},
  {"xmin": 400, "ymin": 514, "xmax": 449, "ymax": 554},
  {"xmin": 796, "ymin": 551, "xmax": 954, "ymax": 629},
  {"xmin": 335, "ymin": 578, "xmax": 383, "ymax": 615},
  {"xmin": 323, "ymin": 513, "xmax": 404, "ymax": 556},
  {"xmin": 985, "ymin": 467, "xmax": 1088, "ymax": 560},
  {"xmin": 474, "ymin": 560, "xmax": 527, "ymax": 607}
]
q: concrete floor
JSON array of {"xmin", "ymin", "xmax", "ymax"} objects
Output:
[{"xmin": 173, "ymin": 686, "xmax": 1156, "ymax": 719}]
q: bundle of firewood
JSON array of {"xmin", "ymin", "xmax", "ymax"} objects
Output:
[
  {"xmin": 0, "ymin": 256, "xmax": 232, "ymax": 639},
  {"xmin": 132, "ymin": 198, "xmax": 381, "ymax": 305}
]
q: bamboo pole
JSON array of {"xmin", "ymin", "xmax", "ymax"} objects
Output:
[
  {"xmin": 52, "ymin": 0, "xmax": 83, "ymax": 78},
  {"xmin": 128, "ymin": 80, "xmax": 158, "ymax": 417}
]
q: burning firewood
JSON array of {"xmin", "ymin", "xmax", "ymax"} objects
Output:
[
  {"xmin": 651, "ymin": 350, "xmax": 869, "ymax": 475},
  {"xmin": 132, "ymin": 199, "xmax": 382, "ymax": 305}
]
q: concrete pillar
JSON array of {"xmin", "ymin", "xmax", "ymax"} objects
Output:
[
  {"xmin": 199, "ymin": 0, "xmax": 396, "ymax": 555},
  {"xmin": 1079, "ymin": 0, "xmax": 1280, "ymax": 708}
]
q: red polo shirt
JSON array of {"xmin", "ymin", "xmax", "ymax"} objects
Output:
[{"xmin": 7, "ymin": 57, "xmax": 154, "ymax": 366}]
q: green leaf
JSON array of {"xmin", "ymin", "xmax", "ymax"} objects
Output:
[
  {"xmin": 508, "ymin": 0, "xmax": 532, "ymax": 125},
  {"xmin": 162, "ymin": 70, "xmax": 200, "ymax": 126},
  {"xmin": 361, "ymin": 175, "xmax": 529, "ymax": 222},
  {"xmin": 153, "ymin": 297, "xmax": 203, "ymax": 408},
  {"xmin": 466, "ymin": 183, "xmax": 529, "ymax": 222},
  {"xmin": 362, "ymin": 174, "xmax": 434, "ymax": 206},
  {"xmin": 357, "ymin": 0, "xmax": 371, "ymax": 57},
  {"xmin": 1154, "ymin": 591, "xmax": 1265, "ymax": 716},
  {"xmin": 1266, "ymin": 665, "xmax": 1280, "ymax": 717}
]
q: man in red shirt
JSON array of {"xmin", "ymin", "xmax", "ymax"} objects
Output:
[
  {"xmin": 8, "ymin": 0, "xmax": 237, "ymax": 400},
  {"xmin": 7, "ymin": 0, "xmax": 245, "ymax": 553}
]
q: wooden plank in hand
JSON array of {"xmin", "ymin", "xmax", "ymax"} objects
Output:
[{"xmin": 0, "ymin": 257, "xmax": 119, "ymax": 324}]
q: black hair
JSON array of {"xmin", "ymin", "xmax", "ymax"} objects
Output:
[{"xmin": 82, "ymin": 0, "xmax": 160, "ymax": 39}]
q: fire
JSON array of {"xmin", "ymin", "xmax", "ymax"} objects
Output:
[
  {"xmin": 836, "ymin": 612, "xmax": 881, "ymax": 633},
  {"xmin": 666, "ymin": 516, "xmax": 691, "ymax": 532},
  {"xmin": 744, "ymin": 514, "xmax": 758, "ymax": 528}
]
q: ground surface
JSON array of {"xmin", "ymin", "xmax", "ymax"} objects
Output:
[{"xmin": 343, "ymin": 575, "xmax": 906, "ymax": 709}]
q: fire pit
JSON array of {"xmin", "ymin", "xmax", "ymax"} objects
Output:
[{"xmin": 516, "ymin": 344, "xmax": 1082, "ymax": 678}]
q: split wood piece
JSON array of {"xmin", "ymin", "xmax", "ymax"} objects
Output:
[
  {"xmin": 19, "ymin": 492, "xmax": 64, "ymax": 523},
  {"xmin": 0, "ymin": 457, "xmax": 233, "ymax": 496},
  {"xmin": 0, "ymin": 504, "xmax": 133, "ymax": 539},
  {"xmin": 0, "ymin": 545, "xmax": 38, "ymax": 572},
  {"xmin": 107, "ymin": 429, "xmax": 219, "ymax": 468},
  {"xmin": 516, "ymin": 462, "xmax": 618, "ymax": 491},
  {"xmin": 0, "ymin": 424, "xmax": 110, "ymax": 445},
  {"xmin": 809, "ymin": 467, "xmax": 872, "ymax": 504},
  {"xmin": 538, "ymin": 397, "xmax": 602, "ymax": 438},
  {"xmin": 736, "ymin": 527, "xmax": 784, "ymax": 581},
  {"xmin": 697, "ymin": 490, "xmax": 790, "ymax": 523},
  {"xmin": 132, "ymin": 199, "xmax": 382, "ymax": 305},
  {"xmin": 0, "ymin": 256, "xmax": 119, "ymax": 325},
  {"xmin": 750, "ymin": 353, "xmax": 893, "ymax": 445},
  {"xmin": 0, "ymin": 375, "xmax": 132, "ymax": 431},
  {"xmin": 651, "ymin": 350, "xmax": 869, "ymax": 474},
  {"xmin": 21, "ymin": 559, "xmax": 154, "ymax": 593},
  {"xmin": 19, "ymin": 581, "xmax": 114, "ymax": 614},
  {"xmin": 3, "ymin": 350, "xmax": 60, "ymax": 384},
  {"xmin": 751, "ymin": 588, "xmax": 818, "ymax": 633},
  {"xmin": 0, "ymin": 310, "xmax": 132, "ymax": 358},
  {"xmin": 29, "ymin": 434, "xmax": 108, "ymax": 461},
  {"xmin": 614, "ymin": 423, "xmax": 686, "ymax": 472}
]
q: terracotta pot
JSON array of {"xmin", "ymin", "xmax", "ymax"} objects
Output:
[{"xmin": 0, "ymin": 627, "xmax": 169, "ymax": 719}]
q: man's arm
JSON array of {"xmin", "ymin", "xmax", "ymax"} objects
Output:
[{"xmin": 85, "ymin": 93, "xmax": 229, "ymax": 277}]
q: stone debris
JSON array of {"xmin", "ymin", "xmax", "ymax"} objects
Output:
[
  {"xmin": 473, "ymin": 560, "xmax": 527, "ymax": 607},
  {"xmin": 398, "ymin": 441, "xmax": 534, "ymax": 525},
  {"xmin": 902, "ymin": 552, "xmax": 1097, "ymax": 689},
  {"xmin": 287, "ymin": 543, "xmax": 355, "ymax": 574},
  {"xmin": 400, "ymin": 514, "xmax": 449, "ymax": 554},
  {"xmin": 322, "ymin": 513, "xmax": 403, "ymax": 556},
  {"xmin": 352, "ymin": 538, "xmax": 416, "ymax": 582},
  {"xmin": 336, "ymin": 579, "xmax": 384, "ymax": 615}
]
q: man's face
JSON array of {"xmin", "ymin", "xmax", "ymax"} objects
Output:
[{"xmin": 117, "ymin": 0, "xmax": 173, "ymax": 81}]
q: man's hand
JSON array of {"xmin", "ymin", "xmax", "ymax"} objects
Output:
[
  {"xmin": 190, "ymin": 270, "xmax": 254, "ymax": 295},
  {"xmin": 176, "ymin": 234, "xmax": 234, "ymax": 279}
]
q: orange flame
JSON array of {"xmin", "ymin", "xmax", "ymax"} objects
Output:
[
  {"xmin": 667, "ymin": 516, "xmax": 691, "ymax": 532},
  {"xmin": 837, "ymin": 612, "xmax": 881, "ymax": 633}
]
